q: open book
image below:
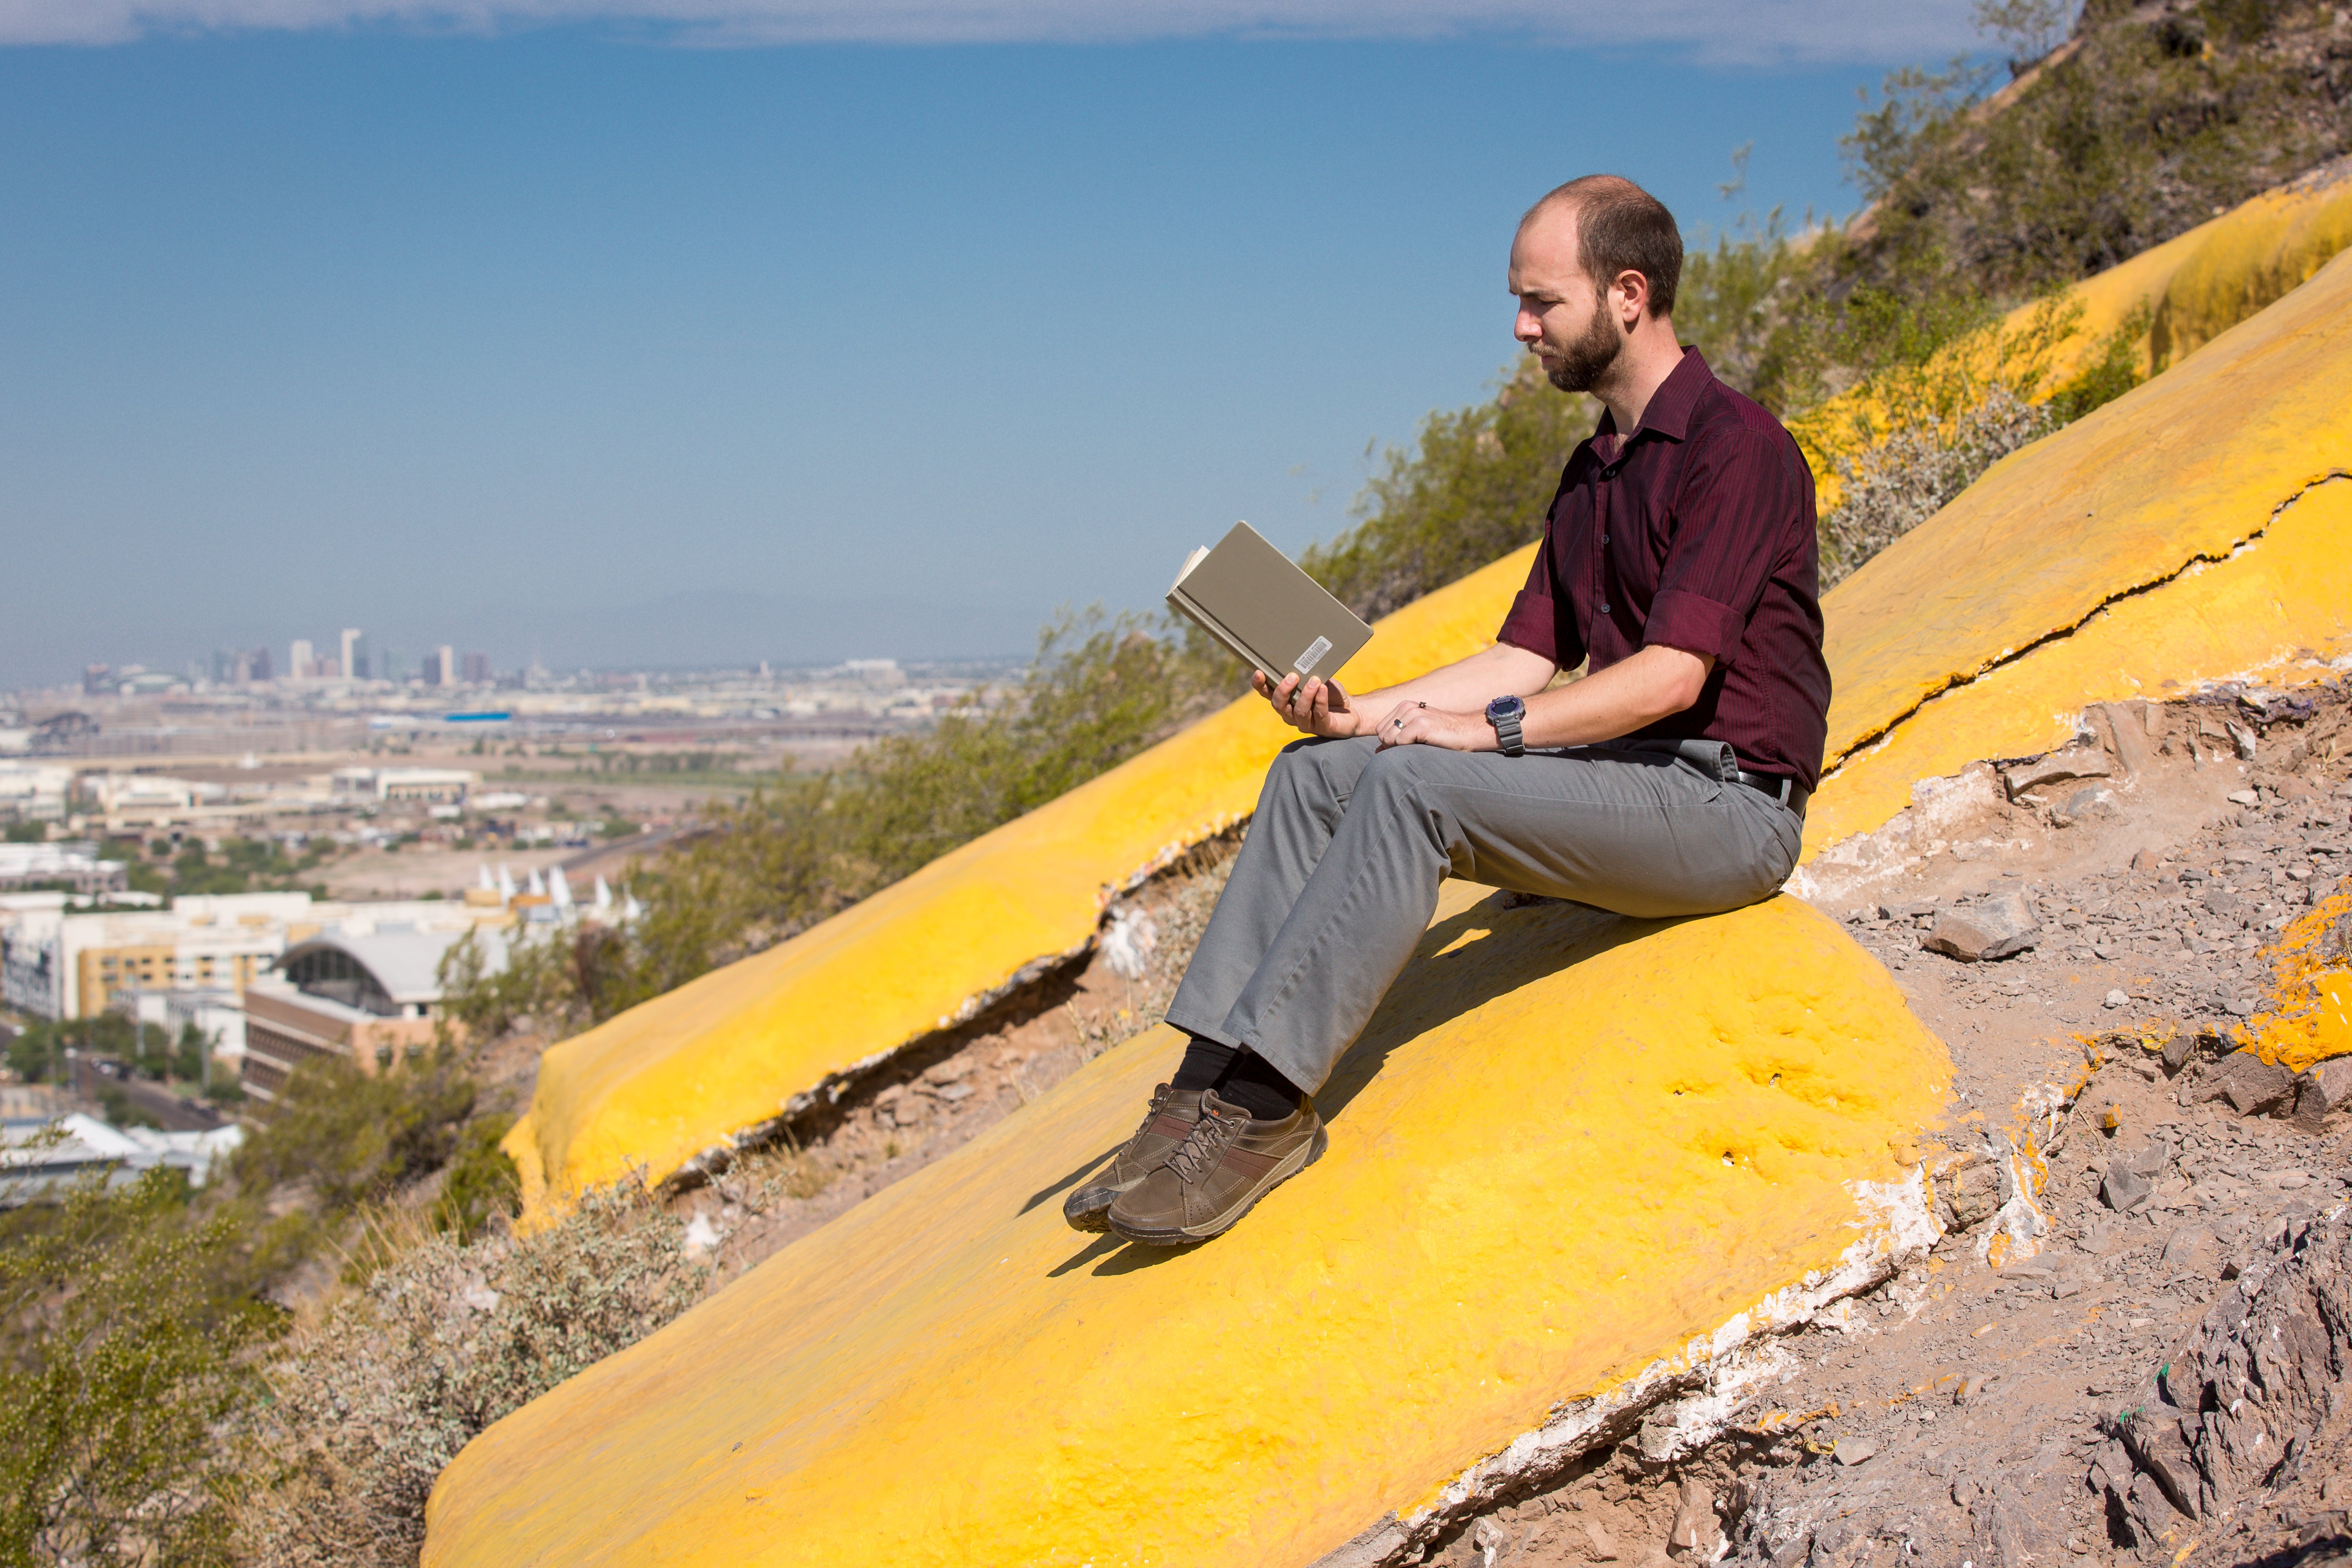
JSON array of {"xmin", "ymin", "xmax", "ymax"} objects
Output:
[{"xmin": 1166, "ymin": 521, "xmax": 1375, "ymax": 687}]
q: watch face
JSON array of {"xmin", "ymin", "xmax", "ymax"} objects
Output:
[{"xmin": 1485, "ymin": 695, "xmax": 1525, "ymax": 722}]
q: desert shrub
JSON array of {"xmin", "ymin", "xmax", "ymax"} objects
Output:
[
  {"xmin": 431, "ymin": 1114, "xmax": 520, "ymax": 1242},
  {"xmin": 1819, "ymin": 384, "xmax": 2058, "ymax": 587},
  {"xmin": 836, "ymin": 607, "xmax": 1230, "ymax": 884},
  {"xmin": 0, "ymin": 1168, "xmax": 271, "ymax": 1568},
  {"xmin": 231, "ymin": 1051, "xmax": 479, "ymax": 1218},
  {"xmin": 233, "ymin": 1177, "xmax": 706, "ymax": 1568}
]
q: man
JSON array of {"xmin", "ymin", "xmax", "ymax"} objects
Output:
[{"xmin": 1065, "ymin": 173, "xmax": 1829, "ymax": 1245}]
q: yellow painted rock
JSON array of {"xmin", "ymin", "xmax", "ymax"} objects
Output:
[
  {"xmin": 427, "ymin": 891, "xmax": 1947, "ymax": 1568},
  {"xmin": 506, "ymin": 547, "xmax": 1535, "ymax": 1222},
  {"xmin": 2250, "ymin": 885, "xmax": 2352, "ymax": 1073},
  {"xmin": 1803, "ymin": 249, "xmax": 2352, "ymax": 855}
]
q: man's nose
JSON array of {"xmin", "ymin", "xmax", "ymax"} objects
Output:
[{"xmin": 1513, "ymin": 308, "xmax": 1540, "ymax": 343}]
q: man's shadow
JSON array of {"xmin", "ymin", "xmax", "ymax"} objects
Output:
[{"xmin": 1040, "ymin": 889, "xmax": 1682, "ymax": 1276}]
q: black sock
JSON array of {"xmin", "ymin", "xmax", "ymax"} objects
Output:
[
  {"xmin": 1168, "ymin": 1034, "xmax": 1236, "ymax": 1093},
  {"xmin": 1215, "ymin": 1049, "xmax": 1306, "ymax": 1121}
]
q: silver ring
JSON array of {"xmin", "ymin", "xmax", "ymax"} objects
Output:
[{"xmin": 1394, "ymin": 717, "xmax": 1405, "ymax": 729}]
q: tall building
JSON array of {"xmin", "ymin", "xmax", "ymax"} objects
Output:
[
  {"xmin": 210, "ymin": 647, "xmax": 273, "ymax": 685},
  {"xmin": 462, "ymin": 651, "xmax": 491, "ymax": 684},
  {"xmin": 289, "ymin": 639, "xmax": 313, "ymax": 680},
  {"xmin": 435, "ymin": 645, "xmax": 457, "ymax": 687},
  {"xmin": 340, "ymin": 628, "xmax": 362, "ymax": 683}
]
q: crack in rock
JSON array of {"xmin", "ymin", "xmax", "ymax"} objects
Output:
[{"xmin": 1823, "ymin": 470, "xmax": 2352, "ymax": 786}]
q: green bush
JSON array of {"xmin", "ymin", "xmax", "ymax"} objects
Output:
[
  {"xmin": 0, "ymin": 1169, "xmax": 272, "ymax": 1568},
  {"xmin": 229, "ymin": 1052, "xmax": 478, "ymax": 1218},
  {"xmin": 431, "ymin": 1115, "xmax": 520, "ymax": 1242}
]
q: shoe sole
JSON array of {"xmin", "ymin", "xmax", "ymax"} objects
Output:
[
  {"xmin": 1109, "ymin": 1123, "xmax": 1329, "ymax": 1247},
  {"xmin": 1061, "ymin": 1179, "xmax": 1137, "ymax": 1234}
]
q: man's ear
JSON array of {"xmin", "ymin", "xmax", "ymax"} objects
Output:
[{"xmin": 1613, "ymin": 268, "xmax": 1649, "ymax": 325}]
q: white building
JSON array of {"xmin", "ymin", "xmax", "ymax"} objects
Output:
[
  {"xmin": 80, "ymin": 774, "xmax": 221, "ymax": 816},
  {"xmin": 129, "ymin": 988, "xmax": 249, "ymax": 1064},
  {"xmin": 329, "ymin": 766, "xmax": 477, "ymax": 805},
  {"xmin": 0, "ymin": 761, "xmax": 71, "ymax": 822},
  {"xmin": 0, "ymin": 1113, "xmax": 244, "ymax": 1204},
  {"xmin": 0, "ymin": 844, "xmax": 128, "ymax": 897},
  {"xmin": 0, "ymin": 889, "xmax": 496, "ymax": 1022}
]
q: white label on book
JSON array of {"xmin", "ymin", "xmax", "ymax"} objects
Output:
[{"xmin": 1293, "ymin": 636, "xmax": 1333, "ymax": 676}]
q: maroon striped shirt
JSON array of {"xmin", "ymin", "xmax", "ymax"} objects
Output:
[{"xmin": 1495, "ymin": 347, "xmax": 1831, "ymax": 788}]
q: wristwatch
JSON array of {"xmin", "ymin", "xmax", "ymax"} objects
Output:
[{"xmin": 1484, "ymin": 695, "xmax": 1527, "ymax": 757}]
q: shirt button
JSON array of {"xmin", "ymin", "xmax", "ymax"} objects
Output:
[
  {"xmin": 1600, "ymin": 533, "xmax": 1608, "ymax": 544},
  {"xmin": 1599, "ymin": 602, "xmax": 1612, "ymax": 615}
]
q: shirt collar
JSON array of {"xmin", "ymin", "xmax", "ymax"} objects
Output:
[
  {"xmin": 1632, "ymin": 346, "xmax": 1711, "ymax": 442},
  {"xmin": 1591, "ymin": 345, "xmax": 1713, "ymax": 450}
]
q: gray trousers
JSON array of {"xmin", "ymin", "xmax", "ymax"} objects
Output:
[{"xmin": 1164, "ymin": 736, "xmax": 1805, "ymax": 1095}]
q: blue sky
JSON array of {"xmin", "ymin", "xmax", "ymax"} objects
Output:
[{"xmin": 0, "ymin": 4, "xmax": 1985, "ymax": 685}]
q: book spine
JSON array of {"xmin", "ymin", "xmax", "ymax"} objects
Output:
[{"xmin": 1165, "ymin": 590, "xmax": 1273, "ymax": 681}]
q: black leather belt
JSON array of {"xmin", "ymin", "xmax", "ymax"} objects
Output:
[{"xmin": 1735, "ymin": 769, "xmax": 1809, "ymax": 817}]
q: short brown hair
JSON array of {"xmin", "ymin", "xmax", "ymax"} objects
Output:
[{"xmin": 1524, "ymin": 174, "xmax": 1682, "ymax": 318}]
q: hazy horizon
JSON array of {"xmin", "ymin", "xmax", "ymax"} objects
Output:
[{"xmin": 0, "ymin": 10, "xmax": 1988, "ymax": 689}]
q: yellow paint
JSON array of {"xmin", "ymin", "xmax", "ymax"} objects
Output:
[
  {"xmin": 427, "ymin": 893, "xmax": 1947, "ymax": 1568},
  {"xmin": 2248, "ymin": 884, "xmax": 2352, "ymax": 1073},
  {"xmin": 1797, "ymin": 172, "xmax": 2352, "ymax": 511},
  {"xmin": 505, "ymin": 545, "xmax": 1535, "ymax": 1222},
  {"xmin": 1802, "ymin": 249, "xmax": 2352, "ymax": 855},
  {"xmin": 2152, "ymin": 177, "xmax": 2352, "ymax": 369}
]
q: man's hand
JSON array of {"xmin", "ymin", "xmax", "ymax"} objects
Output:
[
  {"xmin": 1373, "ymin": 701, "xmax": 1490, "ymax": 752},
  {"xmin": 1254, "ymin": 671, "xmax": 1359, "ymax": 738}
]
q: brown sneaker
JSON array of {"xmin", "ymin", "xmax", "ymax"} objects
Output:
[
  {"xmin": 1062, "ymin": 1084, "xmax": 1204, "ymax": 1233},
  {"xmin": 1105, "ymin": 1088, "xmax": 1327, "ymax": 1246}
]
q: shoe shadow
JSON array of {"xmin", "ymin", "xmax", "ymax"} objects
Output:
[
  {"xmin": 1041, "ymin": 1234, "xmax": 1198, "ymax": 1277},
  {"xmin": 1313, "ymin": 891, "xmax": 1679, "ymax": 1124},
  {"xmin": 1091, "ymin": 1239, "xmax": 1199, "ymax": 1274},
  {"xmin": 1046, "ymin": 1235, "xmax": 1124, "ymax": 1276}
]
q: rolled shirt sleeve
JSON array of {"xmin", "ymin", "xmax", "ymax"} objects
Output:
[
  {"xmin": 1495, "ymin": 528, "xmax": 1575, "ymax": 668},
  {"xmin": 1642, "ymin": 426, "xmax": 1806, "ymax": 666}
]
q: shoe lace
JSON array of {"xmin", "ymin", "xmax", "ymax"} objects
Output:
[{"xmin": 1168, "ymin": 1109, "xmax": 1239, "ymax": 1185}]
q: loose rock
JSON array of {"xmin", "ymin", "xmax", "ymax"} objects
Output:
[
  {"xmin": 1922, "ymin": 892, "xmax": 2040, "ymax": 962},
  {"xmin": 2182, "ymin": 1048, "xmax": 2294, "ymax": 1115}
]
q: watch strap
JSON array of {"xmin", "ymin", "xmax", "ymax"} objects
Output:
[{"xmin": 1492, "ymin": 710, "xmax": 1526, "ymax": 757}]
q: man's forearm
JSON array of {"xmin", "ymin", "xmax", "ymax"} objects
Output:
[
  {"xmin": 1518, "ymin": 643, "xmax": 1713, "ymax": 749},
  {"xmin": 1343, "ymin": 642, "xmax": 1556, "ymax": 733}
]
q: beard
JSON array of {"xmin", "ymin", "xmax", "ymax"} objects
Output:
[{"xmin": 1544, "ymin": 296, "xmax": 1623, "ymax": 393}]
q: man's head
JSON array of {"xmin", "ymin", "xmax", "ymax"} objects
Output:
[{"xmin": 1510, "ymin": 175, "xmax": 1683, "ymax": 395}]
